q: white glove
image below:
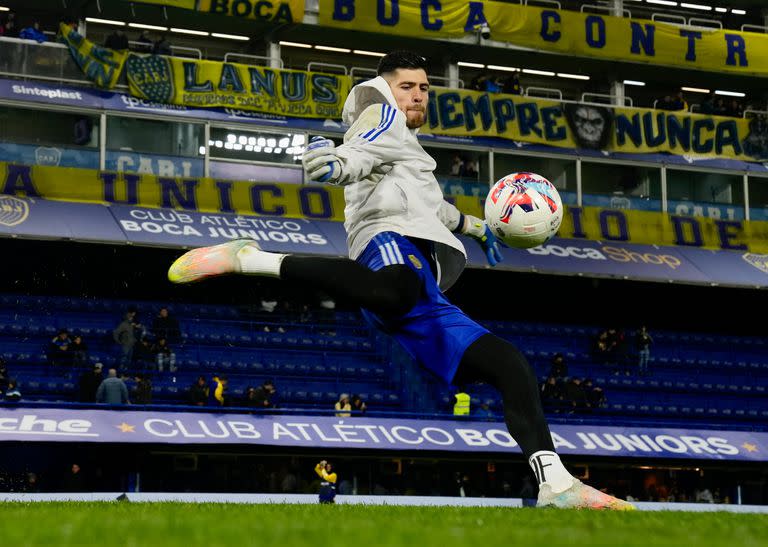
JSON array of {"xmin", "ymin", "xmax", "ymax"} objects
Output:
[{"xmin": 302, "ymin": 136, "xmax": 342, "ymax": 183}]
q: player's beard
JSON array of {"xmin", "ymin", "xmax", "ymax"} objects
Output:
[{"xmin": 405, "ymin": 107, "xmax": 426, "ymax": 129}]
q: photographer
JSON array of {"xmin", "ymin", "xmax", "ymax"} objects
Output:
[{"xmin": 314, "ymin": 460, "xmax": 337, "ymax": 504}]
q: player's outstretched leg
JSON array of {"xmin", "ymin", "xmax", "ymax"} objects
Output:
[
  {"xmin": 168, "ymin": 240, "xmax": 284, "ymax": 283},
  {"xmin": 455, "ymin": 334, "xmax": 634, "ymax": 511}
]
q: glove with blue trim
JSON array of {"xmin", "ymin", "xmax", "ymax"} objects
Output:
[
  {"xmin": 302, "ymin": 136, "xmax": 342, "ymax": 184},
  {"xmin": 461, "ymin": 214, "xmax": 503, "ymax": 267}
]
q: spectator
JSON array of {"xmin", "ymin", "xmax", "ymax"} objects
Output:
[
  {"xmin": 725, "ymin": 99, "xmax": 743, "ymax": 118},
  {"xmin": 695, "ymin": 487, "xmax": 714, "ymax": 503},
  {"xmin": 135, "ymin": 30, "xmax": 153, "ymax": 50},
  {"xmin": 132, "ymin": 338, "xmax": 155, "ymax": 371},
  {"xmin": 133, "ymin": 373, "xmax": 152, "ymax": 405},
  {"xmin": 469, "ymin": 73, "xmax": 489, "ymax": 92},
  {"xmin": 314, "ymin": 460, "xmax": 337, "ymax": 504},
  {"xmin": 335, "ymin": 393, "xmax": 351, "ymax": 417},
  {"xmin": 449, "ymin": 153, "xmax": 464, "ymax": 177},
  {"xmin": 252, "ymin": 380, "xmax": 276, "ymax": 408},
  {"xmin": 3, "ymin": 379, "xmax": 21, "ymax": 402},
  {"xmin": 69, "ymin": 335, "xmax": 89, "ymax": 368},
  {"xmin": 562, "ymin": 378, "xmax": 588, "ymax": 414},
  {"xmin": 113, "ymin": 311, "xmax": 137, "ymax": 370},
  {"xmin": 61, "ymin": 464, "xmax": 85, "ymax": 492},
  {"xmin": 463, "ymin": 159, "xmax": 479, "ymax": 178},
  {"xmin": 19, "ymin": 20, "xmax": 47, "ymax": 43},
  {"xmin": 152, "ymin": 337, "xmax": 177, "ymax": 373},
  {"xmin": 0, "ymin": 12, "xmax": 17, "ymax": 37},
  {"xmin": 583, "ymin": 379, "xmax": 606, "ymax": 410},
  {"xmin": 152, "ymin": 33, "xmax": 172, "ymax": 56},
  {"xmin": 96, "ymin": 368, "xmax": 130, "ymax": 405},
  {"xmin": 351, "ymin": 394, "xmax": 367, "ymax": 415},
  {"xmin": 73, "ymin": 116, "xmax": 94, "ymax": 146},
  {"xmin": 700, "ymin": 92, "xmax": 717, "ymax": 115},
  {"xmin": 104, "ymin": 28, "xmax": 128, "ymax": 50},
  {"xmin": 22, "ymin": 472, "xmax": 41, "ymax": 493},
  {"xmin": 501, "ymin": 73, "xmax": 521, "ymax": 95},
  {"xmin": 208, "ymin": 375, "xmax": 228, "ymax": 406},
  {"xmin": 188, "ymin": 376, "xmax": 208, "ymax": 406},
  {"xmin": 670, "ymin": 91, "xmax": 688, "ymax": 111},
  {"xmin": 540, "ymin": 376, "xmax": 563, "ymax": 411},
  {"xmin": 152, "ymin": 307, "xmax": 181, "ymax": 341},
  {"xmin": 48, "ymin": 329, "xmax": 72, "ymax": 366},
  {"xmin": 0, "ymin": 358, "xmax": 9, "ymax": 392},
  {"xmin": 635, "ymin": 326, "xmax": 653, "ymax": 376},
  {"xmin": 453, "ymin": 390, "xmax": 470, "ymax": 416},
  {"xmin": 549, "ymin": 353, "xmax": 568, "ymax": 379},
  {"xmin": 78, "ymin": 362, "xmax": 103, "ymax": 402}
]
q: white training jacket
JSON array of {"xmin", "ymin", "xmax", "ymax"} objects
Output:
[{"xmin": 333, "ymin": 76, "xmax": 466, "ymax": 266}]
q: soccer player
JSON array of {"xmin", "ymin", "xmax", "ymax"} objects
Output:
[
  {"xmin": 315, "ymin": 460, "xmax": 337, "ymax": 504},
  {"xmin": 168, "ymin": 51, "xmax": 633, "ymax": 510}
]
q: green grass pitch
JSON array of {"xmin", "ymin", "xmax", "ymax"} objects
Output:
[{"xmin": 1, "ymin": 503, "xmax": 766, "ymax": 546}]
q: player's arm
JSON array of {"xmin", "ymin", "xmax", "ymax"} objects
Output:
[
  {"xmin": 314, "ymin": 463, "xmax": 325, "ymax": 479},
  {"xmin": 302, "ymin": 103, "xmax": 406, "ymax": 185},
  {"xmin": 439, "ymin": 201, "xmax": 503, "ymax": 267}
]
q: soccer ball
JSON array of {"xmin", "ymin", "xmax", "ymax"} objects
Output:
[{"xmin": 484, "ymin": 172, "xmax": 563, "ymax": 249}]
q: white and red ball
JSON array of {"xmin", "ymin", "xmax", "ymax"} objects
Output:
[{"xmin": 484, "ymin": 172, "xmax": 563, "ymax": 249}]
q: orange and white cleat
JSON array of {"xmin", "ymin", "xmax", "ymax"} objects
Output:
[
  {"xmin": 168, "ymin": 240, "xmax": 257, "ymax": 284},
  {"xmin": 537, "ymin": 479, "xmax": 636, "ymax": 510}
]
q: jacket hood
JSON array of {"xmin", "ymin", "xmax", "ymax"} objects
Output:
[{"xmin": 342, "ymin": 76, "xmax": 400, "ymax": 126}]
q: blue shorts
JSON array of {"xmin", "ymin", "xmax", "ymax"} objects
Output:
[{"xmin": 356, "ymin": 232, "xmax": 489, "ymax": 384}]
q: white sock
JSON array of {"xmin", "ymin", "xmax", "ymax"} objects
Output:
[
  {"xmin": 236, "ymin": 245, "xmax": 286, "ymax": 278},
  {"xmin": 528, "ymin": 451, "xmax": 575, "ymax": 494}
]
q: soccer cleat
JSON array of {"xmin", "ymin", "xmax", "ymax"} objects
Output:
[
  {"xmin": 168, "ymin": 240, "xmax": 258, "ymax": 284},
  {"xmin": 537, "ymin": 479, "xmax": 636, "ymax": 510}
]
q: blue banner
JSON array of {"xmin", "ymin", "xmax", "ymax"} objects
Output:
[
  {"xmin": 0, "ymin": 407, "xmax": 764, "ymax": 461},
  {"xmin": 0, "ymin": 143, "xmax": 99, "ymax": 170},
  {"xmin": 105, "ymin": 150, "xmax": 204, "ymax": 178}
]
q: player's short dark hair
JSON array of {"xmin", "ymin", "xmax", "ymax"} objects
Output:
[{"xmin": 377, "ymin": 50, "xmax": 429, "ymax": 76}]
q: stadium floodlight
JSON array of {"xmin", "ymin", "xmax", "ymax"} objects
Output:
[
  {"xmin": 522, "ymin": 68, "xmax": 555, "ymax": 76},
  {"xmin": 198, "ymin": 146, "xmax": 206, "ymax": 155},
  {"xmin": 211, "ymin": 33, "xmax": 250, "ymax": 41},
  {"xmin": 714, "ymin": 7, "xmax": 727, "ymax": 12},
  {"xmin": 681, "ymin": 86, "xmax": 710, "ymax": 93},
  {"xmin": 233, "ymin": 144, "xmax": 243, "ymax": 151},
  {"xmin": 238, "ymin": 135, "xmax": 248, "ymax": 145},
  {"xmin": 224, "ymin": 142, "xmax": 234, "ymax": 150},
  {"xmin": 274, "ymin": 148, "xmax": 283, "ymax": 154},
  {"xmin": 715, "ymin": 89, "xmax": 745, "ymax": 97},
  {"xmin": 315, "ymin": 45, "xmax": 351, "ymax": 53},
  {"xmin": 624, "ymin": 80, "xmax": 646, "ymax": 86},
  {"xmin": 680, "ymin": 3, "xmax": 711, "ymax": 10},
  {"xmin": 245, "ymin": 145, "xmax": 254, "ymax": 151},
  {"xmin": 257, "ymin": 137, "xmax": 267, "ymax": 147},
  {"xmin": 487, "ymin": 64, "xmax": 518, "ymax": 72},
  {"xmin": 214, "ymin": 140, "xmax": 223, "ymax": 148},
  {"xmin": 170, "ymin": 27, "xmax": 209, "ymax": 36},
  {"xmin": 248, "ymin": 137, "xmax": 257, "ymax": 146},
  {"xmin": 267, "ymin": 138, "xmax": 277, "ymax": 148},
  {"xmin": 280, "ymin": 41, "xmax": 312, "ymax": 48},
  {"xmin": 731, "ymin": 9, "xmax": 746, "ymax": 14},
  {"xmin": 291, "ymin": 134, "xmax": 305, "ymax": 146},
  {"xmin": 129, "ymin": 23, "xmax": 167, "ymax": 31},
  {"xmin": 227, "ymin": 134, "xmax": 236, "ymax": 143},
  {"xmin": 458, "ymin": 62, "xmax": 485, "ymax": 69},
  {"xmin": 0, "ymin": 6, "xmax": 9, "ymax": 11},
  {"xmin": 557, "ymin": 73, "xmax": 590, "ymax": 80},
  {"xmin": 646, "ymin": 0, "xmax": 677, "ymax": 6},
  {"xmin": 353, "ymin": 49, "xmax": 386, "ymax": 57},
  {"xmin": 264, "ymin": 147, "xmax": 273, "ymax": 153},
  {"xmin": 253, "ymin": 146, "xmax": 262, "ymax": 153},
  {"xmin": 85, "ymin": 17, "xmax": 126, "ymax": 26}
]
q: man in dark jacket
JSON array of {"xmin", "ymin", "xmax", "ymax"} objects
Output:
[
  {"xmin": 96, "ymin": 369, "xmax": 129, "ymax": 405},
  {"xmin": 152, "ymin": 307, "xmax": 181, "ymax": 341},
  {"xmin": 78, "ymin": 362, "xmax": 103, "ymax": 402}
]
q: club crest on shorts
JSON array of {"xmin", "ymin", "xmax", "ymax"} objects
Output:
[
  {"xmin": 0, "ymin": 196, "xmax": 29, "ymax": 227},
  {"xmin": 408, "ymin": 254, "xmax": 422, "ymax": 269},
  {"xmin": 742, "ymin": 253, "xmax": 768, "ymax": 275}
]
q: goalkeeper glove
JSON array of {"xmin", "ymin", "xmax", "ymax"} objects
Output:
[
  {"xmin": 303, "ymin": 136, "xmax": 342, "ymax": 184},
  {"xmin": 461, "ymin": 214, "xmax": 503, "ymax": 267}
]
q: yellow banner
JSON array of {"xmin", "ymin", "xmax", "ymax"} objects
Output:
[
  {"xmin": 126, "ymin": 56, "xmax": 351, "ymax": 118},
  {"xmin": 57, "ymin": 23, "xmax": 129, "ymax": 88},
  {"xmin": 319, "ymin": 0, "xmax": 768, "ymax": 76},
  {"xmin": 3, "ymin": 162, "xmax": 768, "ymax": 252},
  {"xmin": 422, "ymin": 89, "xmax": 765, "ymax": 161},
  {"xmin": 125, "ymin": 0, "xmax": 303, "ymax": 23}
]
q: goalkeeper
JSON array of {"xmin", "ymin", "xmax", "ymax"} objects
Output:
[{"xmin": 169, "ymin": 51, "xmax": 632, "ymax": 510}]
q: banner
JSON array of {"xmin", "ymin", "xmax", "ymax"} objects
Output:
[
  {"xmin": 126, "ymin": 0, "xmax": 304, "ymax": 23},
  {"xmin": 57, "ymin": 24, "xmax": 129, "ymax": 88},
  {"xmin": 126, "ymin": 55, "xmax": 351, "ymax": 119},
  {"xmin": 420, "ymin": 90, "xmax": 767, "ymax": 162},
  {"xmin": 3, "ymin": 162, "xmax": 768, "ymax": 254},
  {"xmin": 319, "ymin": 1, "xmax": 768, "ymax": 77},
  {"xmin": 0, "ymin": 407, "xmax": 764, "ymax": 461}
]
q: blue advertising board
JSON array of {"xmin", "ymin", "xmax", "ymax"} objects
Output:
[{"xmin": 0, "ymin": 407, "xmax": 764, "ymax": 462}]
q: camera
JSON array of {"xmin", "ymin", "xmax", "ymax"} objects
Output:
[{"xmin": 476, "ymin": 22, "xmax": 491, "ymax": 40}]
